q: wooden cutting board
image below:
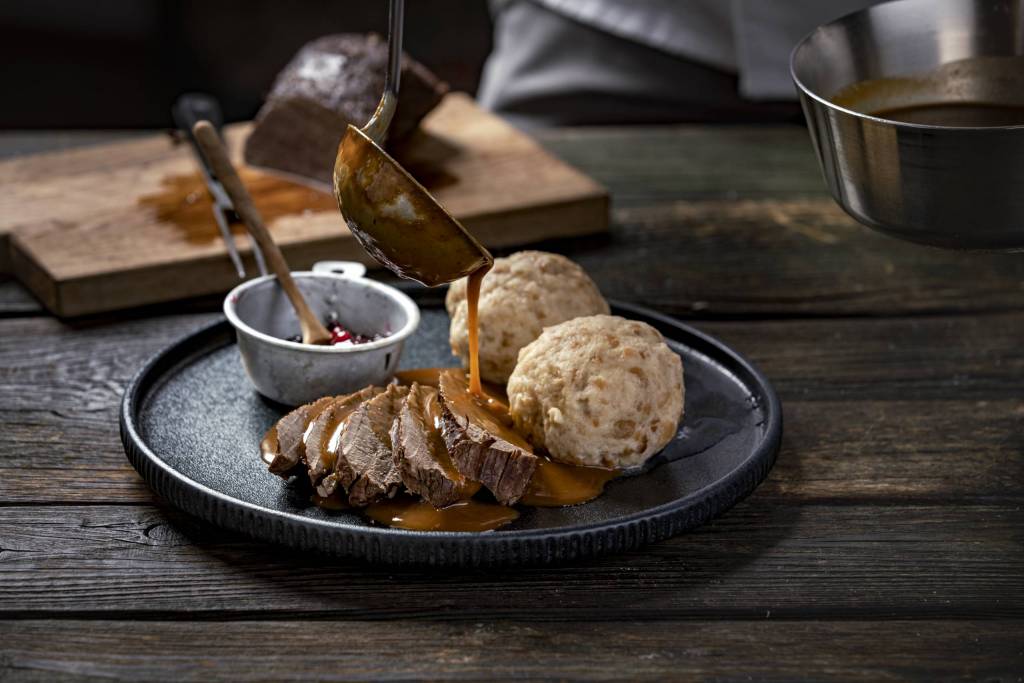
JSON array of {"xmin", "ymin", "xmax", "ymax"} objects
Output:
[{"xmin": 0, "ymin": 93, "xmax": 609, "ymax": 316}]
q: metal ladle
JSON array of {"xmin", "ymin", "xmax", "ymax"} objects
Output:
[{"xmin": 332, "ymin": 0, "xmax": 492, "ymax": 286}]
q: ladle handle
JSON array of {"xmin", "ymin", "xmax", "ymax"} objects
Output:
[
  {"xmin": 363, "ymin": 0, "xmax": 404, "ymax": 143},
  {"xmin": 192, "ymin": 121, "xmax": 331, "ymax": 344}
]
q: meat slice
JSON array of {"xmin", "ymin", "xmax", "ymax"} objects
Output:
[
  {"xmin": 243, "ymin": 33, "xmax": 449, "ymax": 186},
  {"xmin": 391, "ymin": 383, "xmax": 480, "ymax": 508},
  {"xmin": 303, "ymin": 386, "xmax": 384, "ymax": 491},
  {"xmin": 320, "ymin": 384, "xmax": 408, "ymax": 506},
  {"xmin": 261, "ymin": 396, "xmax": 334, "ymax": 477},
  {"xmin": 437, "ymin": 370, "xmax": 538, "ymax": 505}
]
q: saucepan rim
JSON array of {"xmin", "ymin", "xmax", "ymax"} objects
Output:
[{"xmin": 790, "ymin": 0, "xmax": 1024, "ymax": 132}]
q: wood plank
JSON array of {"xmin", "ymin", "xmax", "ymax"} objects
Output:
[
  {"xmin": 0, "ymin": 311, "xmax": 1021, "ymax": 504},
  {"xmin": 1, "ymin": 619, "xmax": 1019, "ymax": 681},
  {"xmin": 535, "ymin": 124, "xmax": 828, "ymax": 206},
  {"xmin": 2, "ymin": 310, "xmax": 1019, "ymax": 413},
  {"xmin": 548, "ymin": 199, "xmax": 1024, "ymax": 317},
  {"xmin": 706, "ymin": 312, "xmax": 1024, "ymax": 402},
  {"xmin": 0, "ymin": 503, "xmax": 1019, "ymax": 618},
  {"xmin": 766, "ymin": 399, "xmax": 1024, "ymax": 502},
  {"xmin": 2, "ymin": 398, "xmax": 1021, "ymax": 505},
  {"xmin": 3, "ymin": 94, "xmax": 608, "ymax": 314}
]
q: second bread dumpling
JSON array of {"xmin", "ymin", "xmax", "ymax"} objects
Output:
[
  {"xmin": 507, "ymin": 315, "xmax": 684, "ymax": 469},
  {"xmin": 446, "ymin": 251, "xmax": 609, "ymax": 384}
]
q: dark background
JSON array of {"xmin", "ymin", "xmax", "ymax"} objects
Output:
[{"xmin": 2, "ymin": 0, "xmax": 493, "ymax": 129}]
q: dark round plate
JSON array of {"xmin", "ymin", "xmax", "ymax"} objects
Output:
[{"xmin": 120, "ymin": 301, "xmax": 782, "ymax": 566}]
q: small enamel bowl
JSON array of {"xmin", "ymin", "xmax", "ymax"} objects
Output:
[{"xmin": 223, "ymin": 262, "xmax": 420, "ymax": 406}]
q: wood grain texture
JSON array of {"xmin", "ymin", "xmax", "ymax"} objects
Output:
[
  {"xmin": 0, "ymin": 502, "xmax": 1020, "ymax": 618},
  {"xmin": 1, "ymin": 619, "xmax": 1020, "ymax": 681},
  {"xmin": 1, "ymin": 311, "xmax": 1021, "ymax": 504},
  {"xmin": 1, "ymin": 304, "xmax": 1022, "ymax": 418},
  {"xmin": 2, "ymin": 398, "xmax": 1021, "ymax": 506},
  {"xmin": 535, "ymin": 125, "xmax": 828, "ymax": 205},
  {"xmin": 708, "ymin": 312, "xmax": 1024, "ymax": 402},
  {"xmin": 563, "ymin": 199, "xmax": 1024, "ymax": 317},
  {"xmin": 2, "ymin": 308, "xmax": 1020, "ymax": 408},
  {"xmin": 3, "ymin": 94, "xmax": 608, "ymax": 314}
]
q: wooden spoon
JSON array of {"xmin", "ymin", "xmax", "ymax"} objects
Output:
[{"xmin": 192, "ymin": 121, "xmax": 333, "ymax": 346}]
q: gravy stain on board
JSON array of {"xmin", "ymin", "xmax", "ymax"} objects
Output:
[{"xmin": 138, "ymin": 169, "xmax": 336, "ymax": 244}]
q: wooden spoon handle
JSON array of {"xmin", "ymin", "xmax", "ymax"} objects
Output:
[{"xmin": 192, "ymin": 121, "xmax": 331, "ymax": 344}]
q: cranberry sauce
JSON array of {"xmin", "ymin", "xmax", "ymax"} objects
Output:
[{"xmin": 286, "ymin": 314, "xmax": 390, "ymax": 347}]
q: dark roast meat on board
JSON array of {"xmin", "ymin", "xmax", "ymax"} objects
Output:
[
  {"xmin": 391, "ymin": 383, "xmax": 481, "ymax": 508},
  {"xmin": 437, "ymin": 370, "xmax": 539, "ymax": 505},
  {"xmin": 244, "ymin": 33, "xmax": 449, "ymax": 186}
]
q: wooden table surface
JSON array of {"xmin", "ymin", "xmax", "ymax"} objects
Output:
[{"xmin": 1, "ymin": 125, "xmax": 1022, "ymax": 681}]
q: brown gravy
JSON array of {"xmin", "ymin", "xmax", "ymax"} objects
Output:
[
  {"xmin": 418, "ymin": 387, "xmax": 482, "ymax": 500},
  {"xmin": 394, "ymin": 368, "xmax": 445, "ymax": 388},
  {"xmin": 395, "ymin": 368, "xmax": 506, "ymax": 399},
  {"xmin": 830, "ymin": 57, "xmax": 1024, "ymax": 128},
  {"xmin": 520, "ymin": 459, "xmax": 619, "ymax": 507},
  {"xmin": 365, "ymin": 495, "xmax": 519, "ymax": 532},
  {"xmin": 465, "ymin": 266, "xmax": 490, "ymax": 397},
  {"xmin": 868, "ymin": 102, "xmax": 1024, "ymax": 127},
  {"xmin": 138, "ymin": 169, "xmax": 335, "ymax": 243},
  {"xmin": 438, "ymin": 369, "xmax": 530, "ymax": 450},
  {"xmin": 303, "ymin": 399, "xmax": 335, "ymax": 459},
  {"xmin": 311, "ymin": 491, "xmax": 349, "ymax": 511},
  {"xmin": 259, "ymin": 427, "xmax": 279, "ymax": 467},
  {"xmin": 320, "ymin": 402, "xmax": 363, "ymax": 472}
]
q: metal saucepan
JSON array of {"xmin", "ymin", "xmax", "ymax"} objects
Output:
[{"xmin": 791, "ymin": 0, "xmax": 1024, "ymax": 250}]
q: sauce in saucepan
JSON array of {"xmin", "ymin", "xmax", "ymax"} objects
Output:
[{"xmin": 830, "ymin": 56, "xmax": 1024, "ymax": 127}]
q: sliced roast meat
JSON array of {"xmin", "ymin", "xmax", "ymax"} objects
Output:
[
  {"xmin": 437, "ymin": 370, "xmax": 538, "ymax": 505},
  {"xmin": 243, "ymin": 33, "xmax": 449, "ymax": 186},
  {"xmin": 391, "ymin": 383, "xmax": 481, "ymax": 508},
  {"xmin": 261, "ymin": 396, "xmax": 335, "ymax": 477},
  {"xmin": 321, "ymin": 384, "xmax": 408, "ymax": 506},
  {"xmin": 303, "ymin": 386, "xmax": 384, "ymax": 491}
]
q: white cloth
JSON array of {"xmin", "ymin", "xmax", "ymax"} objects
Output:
[
  {"xmin": 730, "ymin": 0, "xmax": 883, "ymax": 98},
  {"xmin": 527, "ymin": 0, "xmax": 737, "ymax": 72},
  {"xmin": 483, "ymin": 0, "xmax": 880, "ymax": 102}
]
